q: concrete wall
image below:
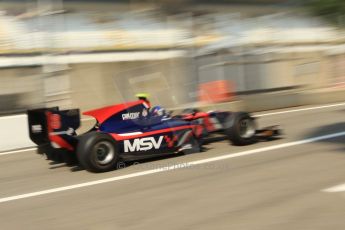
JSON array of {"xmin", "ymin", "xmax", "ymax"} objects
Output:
[
  {"xmin": 68, "ymin": 58, "xmax": 198, "ymax": 112},
  {"xmin": 0, "ymin": 57, "xmax": 198, "ymax": 113},
  {"xmin": 196, "ymin": 51, "xmax": 331, "ymax": 93},
  {"xmin": 0, "ymin": 67, "xmax": 43, "ymax": 114}
]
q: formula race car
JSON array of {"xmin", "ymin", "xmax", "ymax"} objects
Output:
[{"xmin": 27, "ymin": 100, "xmax": 281, "ymax": 172}]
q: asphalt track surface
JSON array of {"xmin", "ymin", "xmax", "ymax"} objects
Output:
[{"xmin": 0, "ymin": 103, "xmax": 344, "ymax": 230}]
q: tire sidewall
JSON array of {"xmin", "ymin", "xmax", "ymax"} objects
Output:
[
  {"xmin": 225, "ymin": 112, "xmax": 256, "ymax": 146},
  {"xmin": 77, "ymin": 132, "xmax": 119, "ymax": 172}
]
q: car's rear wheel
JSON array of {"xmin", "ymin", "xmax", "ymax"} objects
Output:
[
  {"xmin": 77, "ymin": 132, "xmax": 119, "ymax": 172},
  {"xmin": 224, "ymin": 112, "xmax": 256, "ymax": 146}
]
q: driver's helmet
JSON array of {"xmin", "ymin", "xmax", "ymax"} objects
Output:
[
  {"xmin": 135, "ymin": 93, "xmax": 149, "ymax": 102},
  {"xmin": 135, "ymin": 93, "xmax": 150, "ymax": 108},
  {"xmin": 151, "ymin": 106, "xmax": 166, "ymax": 116}
]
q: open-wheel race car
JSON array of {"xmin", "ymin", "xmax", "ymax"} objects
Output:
[{"xmin": 27, "ymin": 99, "xmax": 281, "ymax": 172}]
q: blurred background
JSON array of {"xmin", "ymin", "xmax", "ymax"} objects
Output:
[{"xmin": 0, "ymin": 0, "xmax": 344, "ymax": 114}]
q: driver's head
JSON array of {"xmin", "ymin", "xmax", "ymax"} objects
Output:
[
  {"xmin": 151, "ymin": 106, "xmax": 165, "ymax": 116},
  {"xmin": 135, "ymin": 93, "xmax": 150, "ymax": 108},
  {"xmin": 136, "ymin": 93, "xmax": 149, "ymax": 101}
]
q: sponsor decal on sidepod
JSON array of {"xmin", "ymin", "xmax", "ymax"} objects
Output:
[
  {"xmin": 122, "ymin": 112, "xmax": 140, "ymax": 120},
  {"xmin": 124, "ymin": 136, "xmax": 164, "ymax": 152}
]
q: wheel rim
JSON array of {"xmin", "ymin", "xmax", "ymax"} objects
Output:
[
  {"xmin": 94, "ymin": 141, "xmax": 115, "ymax": 165},
  {"xmin": 239, "ymin": 118, "xmax": 255, "ymax": 138}
]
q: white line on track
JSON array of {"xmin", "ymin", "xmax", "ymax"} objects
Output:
[
  {"xmin": 254, "ymin": 102, "xmax": 345, "ymax": 117},
  {"xmin": 0, "ymin": 147, "xmax": 37, "ymax": 156},
  {"xmin": 0, "ymin": 131, "xmax": 344, "ymax": 204},
  {"xmin": 323, "ymin": 183, "xmax": 345, "ymax": 193}
]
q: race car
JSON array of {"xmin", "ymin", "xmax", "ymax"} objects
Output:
[{"xmin": 27, "ymin": 99, "xmax": 281, "ymax": 172}]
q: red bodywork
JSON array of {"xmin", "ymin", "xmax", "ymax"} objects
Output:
[
  {"xmin": 46, "ymin": 111, "xmax": 74, "ymax": 151},
  {"xmin": 179, "ymin": 111, "xmax": 218, "ymax": 133},
  {"xmin": 83, "ymin": 100, "xmax": 145, "ymax": 123}
]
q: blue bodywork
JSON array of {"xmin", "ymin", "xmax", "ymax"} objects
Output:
[{"xmin": 99, "ymin": 103, "xmax": 190, "ymax": 134}]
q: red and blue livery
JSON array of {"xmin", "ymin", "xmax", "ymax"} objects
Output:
[{"xmin": 27, "ymin": 100, "xmax": 280, "ymax": 172}]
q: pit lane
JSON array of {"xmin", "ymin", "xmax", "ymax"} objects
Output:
[{"xmin": 0, "ymin": 103, "xmax": 344, "ymax": 230}]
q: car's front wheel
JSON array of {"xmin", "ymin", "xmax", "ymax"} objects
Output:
[
  {"xmin": 224, "ymin": 112, "xmax": 256, "ymax": 146},
  {"xmin": 77, "ymin": 132, "xmax": 119, "ymax": 172}
]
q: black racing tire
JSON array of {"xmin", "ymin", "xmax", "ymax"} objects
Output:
[
  {"xmin": 224, "ymin": 112, "xmax": 256, "ymax": 146},
  {"xmin": 76, "ymin": 132, "xmax": 119, "ymax": 173}
]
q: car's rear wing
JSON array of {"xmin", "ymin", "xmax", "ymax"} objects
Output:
[{"xmin": 27, "ymin": 107, "xmax": 80, "ymax": 150}]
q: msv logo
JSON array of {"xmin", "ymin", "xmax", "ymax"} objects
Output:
[{"xmin": 124, "ymin": 136, "xmax": 164, "ymax": 152}]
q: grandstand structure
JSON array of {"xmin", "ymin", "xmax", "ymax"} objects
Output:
[{"xmin": 0, "ymin": 0, "xmax": 344, "ymax": 114}]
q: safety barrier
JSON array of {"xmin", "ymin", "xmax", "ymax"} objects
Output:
[{"xmin": 0, "ymin": 114, "xmax": 34, "ymax": 152}]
